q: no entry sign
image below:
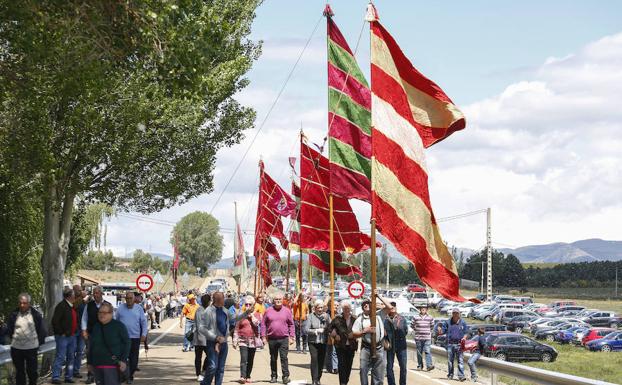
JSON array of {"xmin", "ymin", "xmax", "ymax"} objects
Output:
[
  {"xmin": 136, "ymin": 274, "xmax": 154, "ymax": 292},
  {"xmin": 347, "ymin": 280, "xmax": 365, "ymax": 299}
]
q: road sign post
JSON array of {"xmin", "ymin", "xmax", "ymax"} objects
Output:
[
  {"xmin": 347, "ymin": 280, "xmax": 365, "ymax": 299},
  {"xmin": 136, "ymin": 274, "xmax": 154, "ymax": 293}
]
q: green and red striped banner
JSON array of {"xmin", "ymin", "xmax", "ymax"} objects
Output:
[
  {"xmin": 308, "ymin": 249, "xmax": 362, "ymax": 276},
  {"xmin": 326, "ymin": 8, "xmax": 371, "ymax": 202}
]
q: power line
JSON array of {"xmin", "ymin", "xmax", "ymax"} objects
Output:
[{"xmin": 207, "ymin": 14, "xmax": 324, "ymax": 216}]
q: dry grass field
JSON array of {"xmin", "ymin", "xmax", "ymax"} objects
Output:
[{"xmin": 73, "ymin": 269, "xmax": 204, "ymax": 293}]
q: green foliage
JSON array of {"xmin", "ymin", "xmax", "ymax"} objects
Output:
[
  {"xmin": 1, "ymin": 0, "xmax": 262, "ymax": 213},
  {"xmin": 0, "ymin": 171, "xmax": 43, "ymax": 318},
  {"xmin": 81, "ymin": 250, "xmax": 118, "ymax": 271},
  {"xmin": 172, "ymin": 211, "xmax": 224, "ymax": 270},
  {"xmin": 462, "ymin": 249, "xmax": 527, "ymax": 289},
  {"xmin": 524, "ymin": 260, "xmax": 622, "ymax": 289},
  {"xmin": 130, "ymin": 249, "xmax": 171, "ymax": 274}
]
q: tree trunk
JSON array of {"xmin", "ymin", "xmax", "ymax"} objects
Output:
[{"xmin": 41, "ymin": 184, "xmax": 75, "ymax": 323}]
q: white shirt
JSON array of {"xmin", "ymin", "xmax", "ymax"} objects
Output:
[{"xmin": 352, "ymin": 313, "xmax": 385, "ymax": 344}]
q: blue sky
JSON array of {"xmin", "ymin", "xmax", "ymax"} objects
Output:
[{"xmin": 105, "ymin": 1, "xmax": 622, "ymax": 258}]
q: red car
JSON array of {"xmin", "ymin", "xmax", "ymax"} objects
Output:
[
  {"xmin": 406, "ymin": 283, "xmax": 426, "ymax": 292},
  {"xmin": 581, "ymin": 328, "xmax": 616, "ymax": 345}
]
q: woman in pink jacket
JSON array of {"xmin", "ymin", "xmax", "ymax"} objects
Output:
[{"xmin": 233, "ymin": 296, "xmax": 262, "ymax": 384}]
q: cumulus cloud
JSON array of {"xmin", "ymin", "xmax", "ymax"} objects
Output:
[
  {"xmin": 430, "ymin": 32, "xmax": 622, "ymax": 247},
  {"xmin": 105, "ymin": 31, "xmax": 622, "ymax": 259}
]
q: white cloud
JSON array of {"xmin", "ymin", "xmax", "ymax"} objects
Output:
[{"xmin": 105, "ymin": 31, "xmax": 622, "ymax": 260}]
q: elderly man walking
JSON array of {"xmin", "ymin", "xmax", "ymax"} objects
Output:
[
  {"xmin": 199, "ymin": 292, "xmax": 251, "ymax": 385},
  {"xmin": 115, "ymin": 292, "xmax": 148, "ymax": 384},
  {"xmin": 438, "ymin": 308, "xmax": 469, "ymax": 381},
  {"xmin": 51, "ymin": 287, "xmax": 78, "ymax": 384},
  {"xmin": 6, "ymin": 293, "xmax": 47, "ymax": 385},
  {"xmin": 352, "ymin": 299, "xmax": 385, "ymax": 385},
  {"xmin": 81, "ymin": 285, "xmax": 110, "ymax": 384},
  {"xmin": 261, "ymin": 294, "xmax": 295, "ymax": 384},
  {"xmin": 87, "ymin": 303, "xmax": 130, "ymax": 385}
]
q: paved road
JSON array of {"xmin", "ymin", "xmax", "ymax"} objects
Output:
[{"xmin": 124, "ymin": 317, "xmax": 475, "ymax": 385}]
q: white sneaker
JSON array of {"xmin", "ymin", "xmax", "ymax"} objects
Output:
[{"xmin": 198, "ymin": 375, "xmax": 204, "ymax": 382}]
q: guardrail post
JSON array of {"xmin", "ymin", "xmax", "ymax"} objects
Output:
[{"xmin": 490, "ymin": 372, "xmax": 498, "ymax": 385}]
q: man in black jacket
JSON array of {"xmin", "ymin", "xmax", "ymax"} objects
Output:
[
  {"xmin": 6, "ymin": 293, "xmax": 47, "ymax": 385},
  {"xmin": 51, "ymin": 288, "xmax": 78, "ymax": 384}
]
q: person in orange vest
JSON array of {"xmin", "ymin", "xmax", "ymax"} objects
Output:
[{"xmin": 292, "ymin": 293, "xmax": 309, "ymax": 353}]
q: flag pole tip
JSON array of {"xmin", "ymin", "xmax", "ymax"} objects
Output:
[
  {"xmin": 323, "ymin": 4, "xmax": 334, "ymax": 17},
  {"xmin": 365, "ymin": 3, "xmax": 379, "ymax": 22}
]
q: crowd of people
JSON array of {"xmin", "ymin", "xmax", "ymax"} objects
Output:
[{"xmin": 1, "ymin": 284, "xmax": 484, "ymax": 385}]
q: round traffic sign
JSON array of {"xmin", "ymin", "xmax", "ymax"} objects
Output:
[
  {"xmin": 347, "ymin": 280, "xmax": 365, "ymax": 299},
  {"xmin": 136, "ymin": 274, "xmax": 154, "ymax": 292}
]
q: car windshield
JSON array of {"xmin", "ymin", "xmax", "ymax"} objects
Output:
[{"xmin": 602, "ymin": 332, "xmax": 620, "ymax": 340}]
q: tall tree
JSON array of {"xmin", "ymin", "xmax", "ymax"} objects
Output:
[
  {"xmin": 0, "ymin": 1, "xmax": 261, "ymax": 318},
  {"xmin": 172, "ymin": 211, "xmax": 224, "ymax": 271}
]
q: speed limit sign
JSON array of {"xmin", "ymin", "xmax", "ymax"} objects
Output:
[
  {"xmin": 135, "ymin": 274, "xmax": 154, "ymax": 292},
  {"xmin": 347, "ymin": 280, "xmax": 365, "ymax": 299}
]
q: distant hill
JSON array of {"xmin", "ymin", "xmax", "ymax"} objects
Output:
[
  {"xmin": 499, "ymin": 238, "xmax": 622, "ymax": 264},
  {"xmin": 125, "ymin": 250, "xmax": 173, "ymax": 261}
]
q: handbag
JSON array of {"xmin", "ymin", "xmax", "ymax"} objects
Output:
[
  {"xmin": 100, "ymin": 324, "xmax": 129, "ymax": 382},
  {"xmin": 185, "ymin": 327, "xmax": 195, "ymax": 342}
]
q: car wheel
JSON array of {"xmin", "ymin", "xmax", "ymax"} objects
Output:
[
  {"xmin": 495, "ymin": 352, "xmax": 507, "ymax": 361},
  {"xmin": 485, "ymin": 316, "xmax": 492, "ymax": 322},
  {"xmin": 515, "ymin": 327, "xmax": 523, "ymax": 333},
  {"xmin": 601, "ymin": 344, "xmax": 612, "ymax": 353},
  {"xmin": 546, "ymin": 335, "xmax": 555, "ymax": 342},
  {"xmin": 610, "ymin": 323, "xmax": 618, "ymax": 329},
  {"xmin": 541, "ymin": 352, "xmax": 553, "ymax": 362}
]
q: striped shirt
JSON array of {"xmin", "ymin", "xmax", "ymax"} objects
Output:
[{"xmin": 412, "ymin": 314, "xmax": 434, "ymax": 340}]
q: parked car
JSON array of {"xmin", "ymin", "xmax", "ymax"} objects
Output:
[
  {"xmin": 535, "ymin": 322, "xmax": 577, "ymax": 342},
  {"xmin": 585, "ymin": 331, "xmax": 622, "ymax": 352},
  {"xmin": 493, "ymin": 295, "xmax": 518, "ymax": 303},
  {"xmin": 485, "ymin": 333, "xmax": 558, "ymax": 362},
  {"xmin": 499, "ymin": 310, "xmax": 538, "ymax": 325},
  {"xmin": 507, "ymin": 315, "xmax": 540, "ymax": 333},
  {"xmin": 549, "ymin": 300, "xmax": 577, "ymax": 309},
  {"xmin": 406, "ymin": 283, "xmax": 426, "ymax": 292},
  {"xmin": 426, "ymin": 291, "xmax": 444, "ymax": 308},
  {"xmin": 555, "ymin": 326, "xmax": 589, "ymax": 344},
  {"xmin": 581, "ymin": 311, "xmax": 622, "ymax": 328},
  {"xmin": 581, "ymin": 328, "xmax": 617, "ymax": 346},
  {"xmin": 410, "ymin": 291, "xmax": 430, "ymax": 307},
  {"xmin": 514, "ymin": 296, "xmax": 534, "ymax": 306},
  {"xmin": 435, "ymin": 324, "xmax": 507, "ymax": 347},
  {"xmin": 530, "ymin": 319, "xmax": 567, "ymax": 335}
]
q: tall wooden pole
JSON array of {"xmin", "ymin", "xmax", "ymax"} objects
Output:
[
  {"xmin": 370, "ymin": 219, "xmax": 378, "ymax": 357},
  {"xmin": 329, "ymin": 194, "xmax": 335, "ymax": 318},
  {"xmin": 285, "ymin": 248, "xmax": 291, "ymax": 294}
]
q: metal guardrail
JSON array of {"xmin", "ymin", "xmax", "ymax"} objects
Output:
[
  {"xmin": 406, "ymin": 340, "xmax": 616, "ymax": 385},
  {"xmin": 0, "ymin": 336, "xmax": 56, "ymax": 383}
]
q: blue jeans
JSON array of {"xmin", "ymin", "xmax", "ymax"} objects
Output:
[
  {"xmin": 184, "ymin": 320, "xmax": 195, "ymax": 350},
  {"xmin": 74, "ymin": 333, "xmax": 86, "ymax": 372},
  {"xmin": 52, "ymin": 335, "xmax": 76, "ymax": 380},
  {"xmin": 446, "ymin": 343, "xmax": 465, "ymax": 379},
  {"xmin": 386, "ymin": 348, "xmax": 407, "ymax": 385},
  {"xmin": 201, "ymin": 341, "xmax": 228, "ymax": 385},
  {"xmin": 416, "ymin": 340, "xmax": 433, "ymax": 369},
  {"xmin": 468, "ymin": 352, "xmax": 481, "ymax": 380}
]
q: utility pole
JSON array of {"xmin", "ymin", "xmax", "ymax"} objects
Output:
[
  {"xmin": 480, "ymin": 258, "xmax": 485, "ymax": 294},
  {"xmin": 386, "ymin": 246, "xmax": 390, "ymax": 290},
  {"xmin": 486, "ymin": 207, "xmax": 493, "ymax": 302}
]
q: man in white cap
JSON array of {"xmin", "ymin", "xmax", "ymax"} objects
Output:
[{"xmin": 437, "ymin": 308, "xmax": 468, "ymax": 381}]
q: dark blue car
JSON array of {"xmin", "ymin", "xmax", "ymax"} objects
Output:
[
  {"xmin": 556, "ymin": 326, "xmax": 588, "ymax": 344},
  {"xmin": 585, "ymin": 331, "xmax": 622, "ymax": 352}
]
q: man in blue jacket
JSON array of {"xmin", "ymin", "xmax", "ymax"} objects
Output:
[
  {"xmin": 379, "ymin": 299, "xmax": 409, "ymax": 385},
  {"xmin": 437, "ymin": 308, "xmax": 469, "ymax": 381}
]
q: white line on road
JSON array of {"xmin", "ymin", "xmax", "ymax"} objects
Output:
[{"xmin": 409, "ymin": 368, "xmax": 453, "ymax": 385}]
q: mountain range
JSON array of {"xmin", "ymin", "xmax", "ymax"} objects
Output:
[{"xmin": 125, "ymin": 238, "xmax": 622, "ymax": 268}]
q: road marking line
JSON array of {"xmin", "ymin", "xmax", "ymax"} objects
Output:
[
  {"xmin": 147, "ymin": 320, "xmax": 179, "ymax": 347},
  {"xmin": 409, "ymin": 368, "xmax": 452, "ymax": 385}
]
